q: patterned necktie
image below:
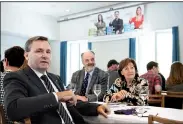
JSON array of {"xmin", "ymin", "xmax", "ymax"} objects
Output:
[
  {"xmin": 41, "ymin": 75, "xmax": 73, "ymax": 124},
  {"xmin": 80, "ymin": 73, "xmax": 90, "ymax": 96}
]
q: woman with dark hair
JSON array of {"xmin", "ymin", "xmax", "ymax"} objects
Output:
[
  {"xmin": 103, "ymin": 58, "xmax": 148, "ymax": 105},
  {"xmin": 94, "ymin": 14, "xmax": 106, "ymax": 36},
  {"xmin": 166, "ymin": 61, "xmax": 183, "ymax": 91},
  {"xmin": 129, "ymin": 6, "xmax": 144, "ymax": 29}
]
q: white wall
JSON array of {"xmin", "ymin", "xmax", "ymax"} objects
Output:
[
  {"xmin": 1, "ymin": 3, "xmax": 60, "ymax": 74},
  {"xmin": 1, "ymin": 32, "xmax": 28, "ymax": 59},
  {"xmin": 92, "ymin": 39, "xmax": 129, "ymax": 71},
  {"xmin": 145, "ymin": 2, "xmax": 183, "ymax": 62},
  {"xmin": 59, "ymin": 2, "xmax": 183, "ymax": 62},
  {"xmin": 49, "ymin": 41, "xmax": 61, "ymax": 75},
  {"xmin": 1, "ymin": 3, "xmax": 60, "ymax": 40}
]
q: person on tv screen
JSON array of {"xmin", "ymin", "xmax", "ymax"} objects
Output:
[
  {"xmin": 94, "ymin": 14, "xmax": 106, "ymax": 36},
  {"xmin": 109, "ymin": 11, "xmax": 123, "ymax": 34},
  {"xmin": 129, "ymin": 6, "xmax": 144, "ymax": 29}
]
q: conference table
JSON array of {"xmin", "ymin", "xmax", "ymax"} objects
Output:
[{"xmin": 83, "ymin": 102, "xmax": 183, "ymax": 123}]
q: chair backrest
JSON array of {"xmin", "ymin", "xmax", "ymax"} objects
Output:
[
  {"xmin": 166, "ymin": 91, "xmax": 183, "ymax": 95},
  {"xmin": 148, "ymin": 94, "xmax": 164, "ymax": 107},
  {"xmin": 0, "ymin": 104, "xmax": 31, "ymax": 124},
  {"xmin": 162, "ymin": 91, "xmax": 183, "ymax": 109},
  {"xmin": 148, "ymin": 115, "xmax": 183, "ymax": 124},
  {"xmin": 0, "ymin": 105, "xmax": 6, "ymax": 124}
]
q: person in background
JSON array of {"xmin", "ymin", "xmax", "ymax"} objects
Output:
[
  {"xmin": 140, "ymin": 61, "xmax": 162, "ymax": 94},
  {"xmin": 106, "ymin": 59, "xmax": 120, "ymax": 89},
  {"xmin": 3, "ymin": 36, "xmax": 110, "ymax": 124},
  {"xmin": 71, "ymin": 50, "xmax": 108, "ymax": 102},
  {"xmin": 107, "ymin": 59, "xmax": 119, "ymax": 71},
  {"xmin": 0, "ymin": 59, "xmax": 4, "ymax": 73},
  {"xmin": 94, "ymin": 14, "xmax": 106, "ymax": 36},
  {"xmin": 129, "ymin": 6, "xmax": 144, "ymax": 29},
  {"xmin": 165, "ymin": 62, "xmax": 183, "ymax": 109},
  {"xmin": 166, "ymin": 61, "xmax": 183, "ymax": 91},
  {"xmin": 109, "ymin": 11, "xmax": 123, "ymax": 34},
  {"xmin": 0, "ymin": 46, "xmax": 25, "ymax": 124},
  {"xmin": 104, "ymin": 58, "xmax": 148, "ymax": 106}
]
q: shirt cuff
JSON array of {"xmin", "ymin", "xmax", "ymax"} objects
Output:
[{"xmin": 53, "ymin": 92, "xmax": 58, "ymax": 102}]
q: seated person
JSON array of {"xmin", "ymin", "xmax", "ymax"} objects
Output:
[
  {"xmin": 0, "ymin": 46, "xmax": 25, "ymax": 124},
  {"xmin": 166, "ymin": 61, "xmax": 183, "ymax": 91},
  {"xmin": 103, "ymin": 58, "xmax": 148, "ymax": 106},
  {"xmin": 140, "ymin": 61, "xmax": 162, "ymax": 94},
  {"xmin": 165, "ymin": 62, "xmax": 183, "ymax": 109},
  {"xmin": 106, "ymin": 59, "xmax": 119, "ymax": 89},
  {"xmin": 3, "ymin": 36, "xmax": 109, "ymax": 124},
  {"xmin": 71, "ymin": 50, "xmax": 108, "ymax": 102}
]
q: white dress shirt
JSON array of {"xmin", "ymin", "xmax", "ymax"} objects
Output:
[{"xmin": 31, "ymin": 68, "xmax": 74, "ymax": 124}]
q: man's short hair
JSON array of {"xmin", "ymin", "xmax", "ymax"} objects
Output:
[
  {"xmin": 4, "ymin": 46, "xmax": 25, "ymax": 68},
  {"xmin": 25, "ymin": 36, "xmax": 48, "ymax": 52},
  {"xmin": 114, "ymin": 11, "xmax": 119, "ymax": 14},
  {"xmin": 107, "ymin": 59, "xmax": 119, "ymax": 68},
  {"xmin": 147, "ymin": 61, "xmax": 158, "ymax": 70}
]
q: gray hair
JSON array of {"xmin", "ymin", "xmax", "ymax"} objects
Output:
[{"xmin": 81, "ymin": 50, "xmax": 95, "ymax": 59}]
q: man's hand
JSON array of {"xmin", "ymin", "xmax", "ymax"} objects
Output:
[
  {"xmin": 116, "ymin": 30, "xmax": 119, "ymax": 34},
  {"xmin": 97, "ymin": 104, "xmax": 110, "ymax": 118},
  {"xmin": 56, "ymin": 90, "xmax": 77, "ymax": 105},
  {"xmin": 76, "ymin": 95, "xmax": 88, "ymax": 102}
]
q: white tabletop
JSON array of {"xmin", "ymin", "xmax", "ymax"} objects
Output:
[{"xmin": 83, "ymin": 103, "xmax": 183, "ymax": 123}]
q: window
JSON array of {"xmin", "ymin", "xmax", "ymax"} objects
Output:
[
  {"xmin": 66, "ymin": 40, "xmax": 88, "ymax": 86},
  {"xmin": 156, "ymin": 29, "xmax": 172, "ymax": 79},
  {"xmin": 136, "ymin": 32, "xmax": 155, "ymax": 75},
  {"xmin": 136, "ymin": 29, "xmax": 172, "ymax": 79}
]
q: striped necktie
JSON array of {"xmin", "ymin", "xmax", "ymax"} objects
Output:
[
  {"xmin": 80, "ymin": 73, "xmax": 90, "ymax": 96},
  {"xmin": 41, "ymin": 75, "xmax": 73, "ymax": 124}
]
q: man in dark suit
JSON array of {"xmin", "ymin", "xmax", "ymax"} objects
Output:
[
  {"xmin": 3, "ymin": 36, "xmax": 109, "ymax": 124},
  {"xmin": 106, "ymin": 59, "xmax": 119, "ymax": 90},
  {"xmin": 71, "ymin": 50, "xmax": 108, "ymax": 102},
  {"xmin": 109, "ymin": 11, "xmax": 123, "ymax": 34}
]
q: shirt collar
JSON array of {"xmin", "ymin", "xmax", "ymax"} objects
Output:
[
  {"xmin": 85, "ymin": 67, "xmax": 95, "ymax": 77},
  {"xmin": 31, "ymin": 67, "xmax": 47, "ymax": 78}
]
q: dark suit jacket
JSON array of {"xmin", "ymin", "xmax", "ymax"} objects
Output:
[
  {"xmin": 71, "ymin": 67, "xmax": 108, "ymax": 102},
  {"xmin": 109, "ymin": 18, "xmax": 123, "ymax": 33},
  {"xmin": 106, "ymin": 70, "xmax": 119, "ymax": 89},
  {"xmin": 3, "ymin": 66, "xmax": 99, "ymax": 124}
]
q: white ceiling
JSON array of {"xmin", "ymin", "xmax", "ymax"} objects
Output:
[{"xmin": 4, "ymin": 2, "xmax": 122, "ymax": 18}]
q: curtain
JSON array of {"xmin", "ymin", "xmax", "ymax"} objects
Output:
[
  {"xmin": 60, "ymin": 41, "xmax": 67, "ymax": 86},
  {"xmin": 172, "ymin": 26, "xmax": 180, "ymax": 62},
  {"xmin": 88, "ymin": 42, "xmax": 92, "ymax": 50},
  {"xmin": 129, "ymin": 38, "xmax": 136, "ymax": 60}
]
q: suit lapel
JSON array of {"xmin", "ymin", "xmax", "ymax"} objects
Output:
[
  {"xmin": 77, "ymin": 69, "xmax": 85, "ymax": 93},
  {"xmin": 47, "ymin": 74, "xmax": 62, "ymax": 91},
  {"xmin": 86, "ymin": 67, "xmax": 98, "ymax": 94},
  {"xmin": 23, "ymin": 66, "xmax": 48, "ymax": 93}
]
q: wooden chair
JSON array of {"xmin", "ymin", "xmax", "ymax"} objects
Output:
[
  {"xmin": 148, "ymin": 94, "xmax": 164, "ymax": 107},
  {"xmin": 0, "ymin": 105, "xmax": 6, "ymax": 124},
  {"xmin": 0, "ymin": 104, "xmax": 31, "ymax": 124},
  {"xmin": 148, "ymin": 115, "xmax": 183, "ymax": 124},
  {"xmin": 162, "ymin": 91, "xmax": 183, "ymax": 109}
]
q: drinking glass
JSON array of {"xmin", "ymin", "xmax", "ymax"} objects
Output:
[{"xmin": 93, "ymin": 84, "xmax": 101, "ymax": 102}]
